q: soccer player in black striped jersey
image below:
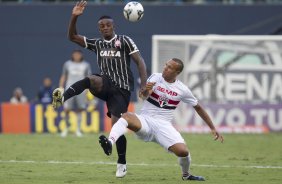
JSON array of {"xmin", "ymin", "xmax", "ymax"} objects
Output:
[{"xmin": 52, "ymin": 1, "xmax": 147, "ymax": 178}]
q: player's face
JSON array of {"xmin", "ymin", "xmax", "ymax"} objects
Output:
[
  {"xmin": 43, "ymin": 78, "xmax": 52, "ymax": 87},
  {"xmin": 72, "ymin": 52, "xmax": 83, "ymax": 62},
  {"xmin": 162, "ymin": 60, "xmax": 180, "ymax": 82},
  {"xmin": 98, "ymin": 19, "xmax": 115, "ymax": 40}
]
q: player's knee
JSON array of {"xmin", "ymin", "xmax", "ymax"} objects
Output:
[
  {"xmin": 121, "ymin": 112, "xmax": 133, "ymax": 122},
  {"xmin": 176, "ymin": 148, "xmax": 189, "ymax": 157},
  {"xmin": 88, "ymin": 76, "xmax": 102, "ymax": 91},
  {"xmin": 88, "ymin": 76, "xmax": 97, "ymax": 85}
]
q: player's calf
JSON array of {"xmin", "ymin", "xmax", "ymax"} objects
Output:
[{"xmin": 169, "ymin": 143, "xmax": 205, "ymax": 181}]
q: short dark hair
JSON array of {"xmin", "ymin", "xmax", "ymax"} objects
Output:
[
  {"xmin": 98, "ymin": 15, "xmax": 113, "ymax": 21},
  {"xmin": 172, "ymin": 58, "xmax": 184, "ymax": 73},
  {"xmin": 72, "ymin": 49, "xmax": 82, "ymax": 54}
]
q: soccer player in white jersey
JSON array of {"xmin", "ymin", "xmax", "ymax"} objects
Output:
[
  {"xmin": 99, "ymin": 58, "xmax": 224, "ymax": 181},
  {"xmin": 59, "ymin": 50, "xmax": 92, "ymax": 137}
]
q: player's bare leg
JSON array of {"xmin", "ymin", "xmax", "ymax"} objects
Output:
[
  {"xmin": 52, "ymin": 75, "xmax": 102, "ymax": 109},
  {"xmin": 169, "ymin": 144, "xmax": 205, "ymax": 181}
]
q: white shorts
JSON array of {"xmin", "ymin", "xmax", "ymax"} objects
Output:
[
  {"xmin": 64, "ymin": 91, "xmax": 87, "ymax": 110},
  {"xmin": 135, "ymin": 114, "xmax": 185, "ymax": 151}
]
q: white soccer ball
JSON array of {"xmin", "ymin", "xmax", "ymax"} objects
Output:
[{"xmin": 123, "ymin": 1, "xmax": 144, "ymax": 22}]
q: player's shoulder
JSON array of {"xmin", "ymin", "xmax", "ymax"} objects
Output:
[
  {"xmin": 175, "ymin": 79, "xmax": 190, "ymax": 91},
  {"xmin": 120, "ymin": 34, "xmax": 128, "ymax": 38},
  {"xmin": 148, "ymin": 73, "xmax": 162, "ymax": 80},
  {"xmin": 120, "ymin": 35, "xmax": 134, "ymax": 40},
  {"xmin": 81, "ymin": 60, "xmax": 89, "ymax": 63},
  {"xmin": 64, "ymin": 60, "xmax": 72, "ymax": 65},
  {"xmin": 87, "ymin": 37, "xmax": 101, "ymax": 41},
  {"xmin": 81, "ymin": 60, "xmax": 89, "ymax": 64}
]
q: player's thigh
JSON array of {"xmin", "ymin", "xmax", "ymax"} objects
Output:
[
  {"xmin": 134, "ymin": 115, "xmax": 154, "ymax": 142},
  {"xmin": 155, "ymin": 123, "xmax": 186, "ymax": 152},
  {"xmin": 107, "ymin": 88, "xmax": 130, "ymax": 119},
  {"xmin": 120, "ymin": 112, "xmax": 142, "ymax": 132}
]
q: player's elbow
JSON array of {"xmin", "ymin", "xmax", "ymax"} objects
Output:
[
  {"xmin": 68, "ymin": 32, "xmax": 78, "ymax": 42},
  {"xmin": 193, "ymin": 104, "xmax": 202, "ymax": 112},
  {"xmin": 68, "ymin": 34, "xmax": 76, "ymax": 42}
]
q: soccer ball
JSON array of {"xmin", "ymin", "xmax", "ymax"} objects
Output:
[{"xmin": 123, "ymin": 1, "xmax": 144, "ymax": 22}]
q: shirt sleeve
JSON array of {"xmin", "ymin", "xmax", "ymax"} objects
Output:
[
  {"xmin": 83, "ymin": 36, "xmax": 97, "ymax": 52},
  {"xmin": 123, "ymin": 35, "xmax": 139, "ymax": 55},
  {"xmin": 182, "ymin": 86, "xmax": 198, "ymax": 106}
]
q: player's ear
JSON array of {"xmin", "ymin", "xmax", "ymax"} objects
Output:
[{"xmin": 97, "ymin": 22, "xmax": 102, "ymax": 33}]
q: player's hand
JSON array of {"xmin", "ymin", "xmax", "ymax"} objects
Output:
[
  {"xmin": 72, "ymin": 0, "xmax": 87, "ymax": 16},
  {"xmin": 139, "ymin": 82, "xmax": 155, "ymax": 100},
  {"xmin": 211, "ymin": 129, "xmax": 224, "ymax": 143},
  {"xmin": 146, "ymin": 82, "xmax": 156, "ymax": 91},
  {"xmin": 138, "ymin": 87, "xmax": 148, "ymax": 100}
]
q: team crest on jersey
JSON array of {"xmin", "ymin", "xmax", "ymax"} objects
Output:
[
  {"xmin": 158, "ymin": 95, "xmax": 169, "ymax": 107},
  {"xmin": 114, "ymin": 39, "xmax": 121, "ymax": 48}
]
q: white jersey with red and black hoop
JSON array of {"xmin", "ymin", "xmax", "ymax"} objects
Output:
[{"xmin": 140, "ymin": 73, "xmax": 198, "ymax": 122}]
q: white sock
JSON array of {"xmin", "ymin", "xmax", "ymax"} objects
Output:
[
  {"xmin": 178, "ymin": 154, "xmax": 191, "ymax": 177},
  {"xmin": 77, "ymin": 113, "xmax": 82, "ymax": 133},
  {"xmin": 108, "ymin": 118, "xmax": 128, "ymax": 145}
]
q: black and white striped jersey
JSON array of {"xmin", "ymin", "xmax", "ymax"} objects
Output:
[{"xmin": 83, "ymin": 34, "xmax": 139, "ymax": 91}]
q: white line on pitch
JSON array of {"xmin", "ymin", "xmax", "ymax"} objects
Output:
[{"xmin": 0, "ymin": 160, "xmax": 282, "ymax": 169}]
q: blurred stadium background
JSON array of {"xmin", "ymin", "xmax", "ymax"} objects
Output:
[{"xmin": 0, "ymin": 0, "xmax": 281, "ymax": 184}]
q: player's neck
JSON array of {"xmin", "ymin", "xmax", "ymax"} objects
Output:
[
  {"xmin": 104, "ymin": 34, "xmax": 115, "ymax": 41},
  {"xmin": 164, "ymin": 78, "xmax": 176, "ymax": 83}
]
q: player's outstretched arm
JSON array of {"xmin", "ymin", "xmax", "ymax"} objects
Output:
[
  {"xmin": 68, "ymin": 1, "xmax": 87, "ymax": 47},
  {"xmin": 131, "ymin": 52, "xmax": 147, "ymax": 93},
  {"xmin": 194, "ymin": 104, "xmax": 224, "ymax": 143}
]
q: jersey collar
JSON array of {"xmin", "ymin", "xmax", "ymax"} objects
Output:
[{"xmin": 103, "ymin": 34, "xmax": 117, "ymax": 43}]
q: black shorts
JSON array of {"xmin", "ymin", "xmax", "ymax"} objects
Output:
[{"xmin": 90, "ymin": 74, "xmax": 131, "ymax": 118}]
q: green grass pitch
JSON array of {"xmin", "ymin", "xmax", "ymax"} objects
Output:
[{"xmin": 0, "ymin": 133, "xmax": 281, "ymax": 184}]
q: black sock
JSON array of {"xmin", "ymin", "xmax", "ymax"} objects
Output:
[
  {"xmin": 116, "ymin": 135, "xmax": 127, "ymax": 164},
  {"xmin": 63, "ymin": 77, "xmax": 90, "ymax": 102}
]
